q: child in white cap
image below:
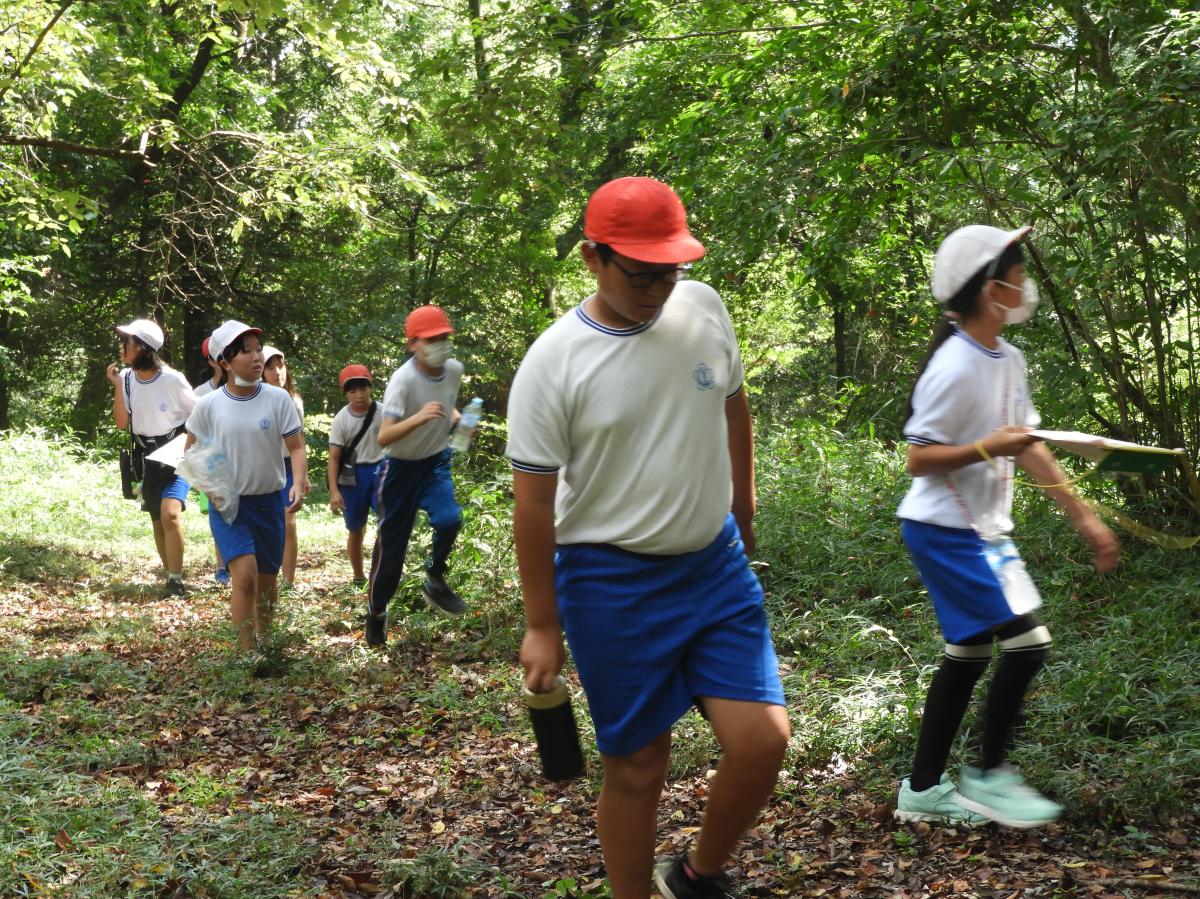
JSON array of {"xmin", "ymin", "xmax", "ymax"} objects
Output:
[
  {"xmin": 106, "ymin": 318, "xmax": 196, "ymax": 596},
  {"xmin": 185, "ymin": 321, "xmax": 307, "ymax": 652},
  {"xmin": 262, "ymin": 345, "xmax": 309, "ymax": 589},
  {"xmin": 894, "ymin": 225, "xmax": 1119, "ymax": 829}
]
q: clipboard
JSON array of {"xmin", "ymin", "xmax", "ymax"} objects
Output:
[{"xmin": 1029, "ymin": 429, "xmax": 1187, "ymax": 476}]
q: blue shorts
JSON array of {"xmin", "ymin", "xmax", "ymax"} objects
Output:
[
  {"xmin": 282, "ymin": 456, "xmax": 294, "ymax": 506},
  {"xmin": 142, "ymin": 459, "xmax": 189, "ymax": 521},
  {"xmin": 900, "ymin": 518, "xmax": 1025, "ymax": 643},
  {"xmin": 209, "ymin": 492, "xmax": 286, "ymax": 575},
  {"xmin": 556, "ymin": 514, "xmax": 785, "ymax": 757},
  {"xmin": 341, "ymin": 461, "xmax": 382, "ymax": 531}
]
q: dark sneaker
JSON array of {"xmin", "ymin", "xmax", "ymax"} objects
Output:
[
  {"xmin": 164, "ymin": 579, "xmax": 186, "ymax": 597},
  {"xmin": 422, "ymin": 573, "xmax": 467, "ymax": 616},
  {"xmin": 654, "ymin": 855, "xmax": 735, "ymax": 899},
  {"xmin": 365, "ymin": 613, "xmax": 387, "ymax": 647}
]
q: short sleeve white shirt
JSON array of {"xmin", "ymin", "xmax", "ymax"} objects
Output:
[
  {"xmin": 186, "ymin": 384, "xmax": 303, "ymax": 496},
  {"xmin": 380, "ymin": 358, "xmax": 463, "ymax": 460},
  {"xmin": 506, "ymin": 280, "xmax": 744, "ymax": 555},
  {"xmin": 120, "ymin": 365, "xmax": 196, "ymax": 437},
  {"xmin": 330, "ymin": 403, "xmax": 385, "ymax": 465},
  {"xmin": 193, "ymin": 378, "xmax": 219, "ymax": 398},
  {"xmin": 896, "ymin": 329, "xmax": 1041, "ymax": 535}
]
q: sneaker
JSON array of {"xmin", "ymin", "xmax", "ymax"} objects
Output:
[
  {"xmin": 895, "ymin": 774, "xmax": 988, "ymax": 826},
  {"xmin": 365, "ymin": 613, "xmax": 387, "ymax": 647},
  {"xmin": 164, "ymin": 579, "xmax": 186, "ymax": 597},
  {"xmin": 214, "ymin": 567, "xmax": 230, "ymax": 585},
  {"xmin": 351, "ymin": 577, "xmax": 367, "ymax": 589},
  {"xmin": 422, "ymin": 572, "xmax": 467, "ymax": 616},
  {"xmin": 654, "ymin": 855, "xmax": 735, "ymax": 899},
  {"xmin": 957, "ymin": 764, "xmax": 1063, "ymax": 828}
]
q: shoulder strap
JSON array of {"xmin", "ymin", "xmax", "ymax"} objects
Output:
[
  {"xmin": 344, "ymin": 401, "xmax": 377, "ymax": 457},
  {"xmin": 123, "ymin": 371, "xmax": 133, "ymax": 435}
]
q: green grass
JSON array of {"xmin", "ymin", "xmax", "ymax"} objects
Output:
[{"xmin": 1, "ymin": 425, "xmax": 1198, "ymax": 896}]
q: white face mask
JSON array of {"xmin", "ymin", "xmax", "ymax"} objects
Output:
[
  {"xmin": 233, "ymin": 374, "xmax": 262, "ymax": 387},
  {"xmin": 420, "ymin": 340, "xmax": 452, "ymax": 367},
  {"xmin": 992, "ymin": 279, "xmax": 1040, "ymax": 325}
]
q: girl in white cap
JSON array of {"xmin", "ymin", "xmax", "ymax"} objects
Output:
[
  {"xmin": 185, "ymin": 321, "xmax": 307, "ymax": 652},
  {"xmin": 106, "ymin": 318, "xmax": 196, "ymax": 595},
  {"xmin": 262, "ymin": 345, "xmax": 309, "ymax": 589},
  {"xmin": 894, "ymin": 225, "xmax": 1119, "ymax": 829}
]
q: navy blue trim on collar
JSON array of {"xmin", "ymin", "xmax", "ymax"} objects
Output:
[
  {"xmin": 952, "ymin": 328, "xmax": 1004, "ymax": 359},
  {"xmin": 221, "ymin": 384, "xmax": 263, "ymax": 402},
  {"xmin": 134, "ymin": 369, "xmax": 163, "ymax": 385},
  {"xmin": 575, "ymin": 303, "xmax": 658, "ymax": 337}
]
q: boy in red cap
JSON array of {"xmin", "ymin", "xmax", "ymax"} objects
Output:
[
  {"xmin": 366, "ymin": 305, "xmax": 468, "ymax": 644},
  {"xmin": 507, "ymin": 177, "xmax": 790, "ymax": 899},
  {"xmin": 327, "ymin": 364, "xmax": 385, "ymax": 585}
]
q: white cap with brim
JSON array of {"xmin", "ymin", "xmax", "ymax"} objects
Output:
[
  {"xmin": 115, "ymin": 319, "xmax": 164, "ymax": 351},
  {"xmin": 932, "ymin": 225, "xmax": 1032, "ymax": 303},
  {"xmin": 209, "ymin": 320, "xmax": 262, "ymax": 362},
  {"xmin": 261, "ymin": 345, "xmax": 284, "ymax": 366}
]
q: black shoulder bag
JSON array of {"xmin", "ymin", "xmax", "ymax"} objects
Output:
[
  {"xmin": 337, "ymin": 402, "xmax": 377, "ymax": 487},
  {"xmin": 118, "ymin": 372, "xmax": 142, "ymax": 500}
]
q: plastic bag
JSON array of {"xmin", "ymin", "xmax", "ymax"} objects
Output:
[{"xmin": 175, "ymin": 439, "xmax": 239, "ymax": 525}]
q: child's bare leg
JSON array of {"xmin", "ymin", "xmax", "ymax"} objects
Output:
[
  {"xmin": 347, "ymin": 527, "xmax": 366, "ymax": 580},
  {"xmin": 227, "ymin": 556, "xmax": 259, "ymax": 651},
  {"xmin": 690, "ymin": 699, "xmax": 790, "ymax": 875},
  {"xmin": 160, "ymin": 498, "xmax": 185, "ymax": 574},
  {"xmin": 151, "ymin": 519, "xmax": 169, "ymax": 570},
  {"xmin": 255, "ymin": 572, "xmax": 279, "ymax": 641},
  {"xmin": 598, "ymin": 730, "xmax": 672, "ymax": 899},
  {"xmin": 282, "ymin": 510, "xmax": 298, "ymax": 586}
]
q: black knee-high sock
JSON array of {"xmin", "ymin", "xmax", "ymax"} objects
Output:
[
  {"xmin": 910, "ymin": 655, "xmax": 990, "ymax": 791},
  {"xmin": 979, "ymin": 646, "xmax": 1048, "ymax": 771}
]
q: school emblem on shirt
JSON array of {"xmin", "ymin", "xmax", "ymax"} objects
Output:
[
  {"xmin": 158, "ymin": 402, "xmax": 168, "ymax": 412},
  {"xmin": 693, "ymin": 363, "xmax": 715, "ymax": 391},
  {"xmin": 259, "ymin": 417, "xmax": 271, "ymax": 430}
]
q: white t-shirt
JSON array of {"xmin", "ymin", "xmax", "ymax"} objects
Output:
[
  {"xmin": 380, "ymin": 358, "xmax": 463, "ymax": 460},
  {"xmin": 330, "ymin": 403, "xmax": 385, "ymax": 465},
  {"xmin": 506, "ymin": 280, "xmax": 744, "ymax": 555},
  {"xmin": 192, "ymin": 377, "xmax": 220, "ymax": 398},
  {"xmin": 186, "ymin": 384, "xmax": 303, "ymax": 496},
  {"xmin": 897, "ymin": 329, "xmax": 1041, "ymax": 536},
  {"xmin": 279, "ymin": 393, "xmax": 304, "ymax": 459},
  {"xmin": 120, "ymin": 365, "xmax": 196, "ymax": 437}
]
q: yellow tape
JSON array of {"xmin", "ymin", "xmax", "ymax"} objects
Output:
[{"xmin": 973, "ymin": 439, "xmax": 1199, "ymax": 548}]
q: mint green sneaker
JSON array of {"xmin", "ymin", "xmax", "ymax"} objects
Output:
[
  {"xmin": 895, "ymin": 774, "xmax": 988, "ymax": 826},
  {"xmin": 957, "ymin": 765, "xmax": 1063, "ymax": 828}
]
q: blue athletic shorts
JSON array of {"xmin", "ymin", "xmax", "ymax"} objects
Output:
[
  {"xmin": 900, "ymin": 518, "xmax": 1024, "ymax": 643},
  {"xmin": 209, "ymin": 491, "xmax": 286, "ymax": 575},
  {"xmin": 555, "ymin": 513, "xmax": 786, "ymax": 757},
  {"xmin": 282, "ymin": 456, "xmax": 294, "ymax": 507},
  {"xmin": 141, "ymin": 459, "xmax": 188, "ymax": 521},
  {"xmin": 341, "ymin": 462, "xmax": 382, "ymax": 531}
]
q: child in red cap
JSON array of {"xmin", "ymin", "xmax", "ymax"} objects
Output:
[
  {"xmin": 507, "ymin": 177, "xmax": 790, "ymax": 899},
  {"xmin": 366, "ymin": 305, "xmax": 469, "ymax": 644},
  {"xmin": 327, "ymin": 364, "xmax": 385, "ymax": 585}
]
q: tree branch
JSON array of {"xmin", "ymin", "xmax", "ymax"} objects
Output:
[
  {"xmin": 613, "ymin": 21, "xmax": 834, "ymax": 48},
  {"xmin": 0, "ymin": 133, "xmax": 151, "ymax": 162},
  {"xmin": 0, "ymin": 0, "xmax": 77, "ymax": 104}
]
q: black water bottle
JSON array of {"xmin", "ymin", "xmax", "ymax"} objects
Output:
[{"xmin": 523, "ymin": 676, "xmax": 585, "ymax": 782}]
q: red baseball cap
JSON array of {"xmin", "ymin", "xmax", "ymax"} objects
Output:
[
  {"xmin": 339, "ymin": 364, "xmax": 372, "ymax": 389},
  {"xmin": 583, "ymin": 177, "xmax": 706, "ymax": 264},
  {"xmin": 405, "ymin": 305, "xmax": 454, "ymax": 340},
  {"xmin": 201, "ymin": 337, "xmax": 211, "ymax": 359}
]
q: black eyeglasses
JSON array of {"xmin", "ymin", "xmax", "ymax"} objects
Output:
[{"xmin": 610, "ymin": 258, "xmax": 691, "ymax": 289}]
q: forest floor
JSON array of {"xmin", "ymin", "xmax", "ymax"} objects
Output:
[{"xmin": 3, "ymin": 536, "xmax": 1198, "ymax": 899}]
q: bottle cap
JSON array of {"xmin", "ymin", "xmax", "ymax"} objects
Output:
[{"xmin": 522, "ymin": 675, "xmax": 569, "ymax": 709}]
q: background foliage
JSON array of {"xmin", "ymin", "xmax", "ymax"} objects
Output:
[{"xmin": 2, "ymin": 0, "xmax": 1198, "ymax": 466}]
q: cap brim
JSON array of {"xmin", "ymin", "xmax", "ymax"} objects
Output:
[
  {"xmin": 1005, "ymin": 225, "xmax": 1033, "ymax": 247},
  {"xmin": 413, "ymin": 327, "xmax": 453, "ymax": 339},
  {"xmin": 607, "ymin": 233, "xmax": 707, "ymax": 264}
]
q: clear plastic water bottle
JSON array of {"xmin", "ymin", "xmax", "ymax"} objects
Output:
[{"xmin": 449, "ymin": 397, "xmax": 483, "ymax": 452}]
